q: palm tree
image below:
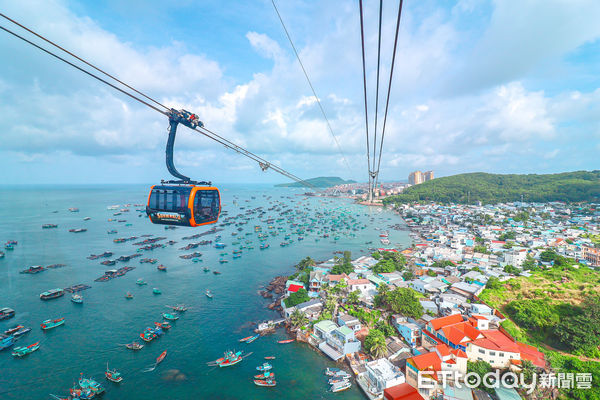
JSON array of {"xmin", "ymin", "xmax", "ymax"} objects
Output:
[
  {"xmin": 290, "ymin": 309, "xmax": 308, "ymax": 329},
  {"xmin": 369, "ymin": 334, "xmax": 388, "ymax": 358}
]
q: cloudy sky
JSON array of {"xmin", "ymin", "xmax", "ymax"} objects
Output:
[{"xmin": 1, "ymin": 0, "xmax": 599, "ymax": 184}]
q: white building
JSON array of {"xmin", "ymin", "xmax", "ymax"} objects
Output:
[{"xmin": 364, "ymin": 358, "xmax": 405, "ymax": 394}]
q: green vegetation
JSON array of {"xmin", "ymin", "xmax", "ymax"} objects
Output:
[
  {"xmin": 547, "ymin": 352, "xmax": 600, "ymax": 400},
  {"xmin": 383, "ymin": 171, "xmax": 600, "ymax": 204},
  {"xmin": 364, "ymin": 329, "xmax": 387, "ymax": 358},
  {"xmin": 371, "ymin": 251, "xmax": 406, "ymax": 274},
  {"xmin": 375, "ymin": 287, "xmax": 424, "ymax": 319},
  {"xmin": 275, "ymin": 176, "xmax": 356, "ymax": 188},
  {"xmin": 284, "ymin": 288, "xmax": 311, "ymax": 308},
  {"xmin": 466, "ymin": 361, "xmax": 494, "ymax": 393},
  {"xmin": 331, "ymin": 251, "xmax": 353, "ymax": 275},
  {"xmin": 480, "ymin": 263, "xmax": 600, "ymax": 357}
]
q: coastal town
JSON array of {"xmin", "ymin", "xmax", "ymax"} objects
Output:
[{"xmin": 261, "ymin": 199, "xmax": 600, "ymax": 400}]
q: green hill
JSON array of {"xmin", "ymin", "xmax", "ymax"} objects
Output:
[
  {"xmin": 383, "ymin": 171, "xmax": 600, "ymax": 205},
  {"xmin": 275, "ymin": 176, "xmax": 356, "ymax": 188}
]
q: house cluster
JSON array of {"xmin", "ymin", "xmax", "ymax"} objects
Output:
[{"xmin": 270, "ymin": 200, "xmax": 596, "ymax": 399}]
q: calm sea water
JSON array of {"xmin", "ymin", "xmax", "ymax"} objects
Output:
[{"xmin": 0, "ymin": 184, "xmax": 410, "ymax": 400}]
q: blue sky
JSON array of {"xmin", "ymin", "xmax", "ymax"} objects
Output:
[{"xmin": 1, "ymin": 0, "xmax": 599, "ymax": 184}]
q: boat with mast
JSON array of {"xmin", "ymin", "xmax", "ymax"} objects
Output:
[
  {"xmin": 11, "ymin": 341, "xmax": 40, "ymax": 357},
  {"xmin": 105, "ymin": 363, "xmax": 123, "ymax": 383}
]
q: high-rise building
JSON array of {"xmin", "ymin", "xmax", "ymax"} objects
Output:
[{"xmin": 408, "ymin": 170, "xmax": 434, "ymax": 185}]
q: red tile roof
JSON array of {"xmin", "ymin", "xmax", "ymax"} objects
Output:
[
  {"xmin": 435, "ymin": 344, "xmax": 451, "ymax": 357},
  {"xmin": 471, "ymin": 330, "xmax": 520, "ymax": 353},
  {"xmin": 410, "ymin": 351, "xmax": 441, "ymax": 372},
  {"xmin": 429, "ymin": 314, "xmax": 464, "ymax": 330},
  {"xmin": 347, "ymin": 279, "xmax": 370, "ymax": 285},
  {"xmin": 384, "ymin": 383, "xmax": 424, "ymax": 400},
  {"xmin": 287, "ymin": 284, "xmax": 303, "ymax": 293},
  {"xmin": 441, "ymin": 322, "xmax": 482, "ymax": 345},
  {"xmin": 517, "ymin": 342, "xmax": 546, "ymax": 368},
  {"xmin": 450, "ymin": 348, "xmax": 468, "ymax": 358}
]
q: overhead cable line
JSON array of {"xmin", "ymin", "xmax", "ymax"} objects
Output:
[
  {"xmin": 0, "ymin": 13, "xmax": 170, "ymax": 113},
  {"xmin": 0, "ymin": 21, "xmax": 320, "ymax": 191},
  {"xmin": 373, "ymin": 0, "xmax": 403, "ymax": 191},
  {"xmin": 372, "ymin": 0, "xmax": 383, "ymax": 177},
  {"xmin": 270, "ymin": 0, "xmax": 353, "ymax": 175},
  {"xmin": 358, "ymin": 0, "xmax": 372, "ymax": 194}
]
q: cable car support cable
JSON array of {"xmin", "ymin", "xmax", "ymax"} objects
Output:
[
  {"xmin": 0, "ymin": 20, "xmax": 320, "ymax": 192},
  {"xmin": 270, "ymin": 0, "xmax": 352, "ymax": 175},
  {"xmin": 358, "ymin": 0, "xmax": 373, "ymax": 197},
  {"xmin": 373, "ymin": 0, "xmax": 403, "ymax": 191}
]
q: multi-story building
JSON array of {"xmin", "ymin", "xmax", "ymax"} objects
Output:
[
  {"xmin": 408, "ymin": 170, "xmax": 434, "ymax": 185},
  {"xmin": 582, "ymin": 246, "xmax": 600, "ymax": 267}
]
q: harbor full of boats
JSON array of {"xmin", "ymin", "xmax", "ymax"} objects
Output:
[{"xmin": 0, "ymin": 185, "xmax": 409, "ymax": 399}]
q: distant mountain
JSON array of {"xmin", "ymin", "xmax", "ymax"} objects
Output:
[
  {"xmin": 275, "ymin": 176, "xmax": 356, "ymax": 188},
  {"xmin": 383, "ymin": 171, "xmax": 600, "ymax": 205}
]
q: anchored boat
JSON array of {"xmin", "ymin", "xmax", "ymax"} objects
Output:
[
  {"xmin": 41, "ymin": 318, "xmax": 65, "ymax": 330},
  {"xmin": 12, "ymin": 341, "xmax": 40, "ymax": 357},
  {"xmin": 105, "ymin": 363, "xmax": 123, "ymax": 383}
]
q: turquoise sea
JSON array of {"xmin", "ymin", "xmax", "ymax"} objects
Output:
[{"xmin": 0, "ymin": 184, "xmax": 410, "ymax": 400}]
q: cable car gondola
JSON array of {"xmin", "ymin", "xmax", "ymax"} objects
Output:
[{"xmin": 146, "ymin": 109, "xmax": 221, "ymax": 227}]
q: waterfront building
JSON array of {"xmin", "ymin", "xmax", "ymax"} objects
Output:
[
  {"xmin": 316, "ymin": 322, "xmax": 361, "ymax": 361},
  {"xmin": 337, "ymin": 314, "xmax": 362, "ymax": 333},
  {"xmin": 361, "ymin": 358, "xmax": 406, "ymax": 397},
  {"xmin": 392, "ymin": 315, "xmax": 421, "ymax": 347},
  {"xmin": 383, "ymin": 382, "xmax": 424, "ymax": 400}
]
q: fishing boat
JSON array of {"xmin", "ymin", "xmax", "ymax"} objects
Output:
[
  {"xmin": 254, "ymin": 371, "xmax": 275, "ymax": 379},
  {"xmin": 159, "ymin": 322, "xmax": 171, "ymax": 330},
  {"xmin": 125, "ymin": 292, "xmax": 133, "ymax": 299},
  {"xmin": 277, "ymin": 339, "xmax": 294, "ymax": 344},
  {"xmin": 214, "ymin": 242, "xmax": 226, "ymax": 249},
  {"xmin": 256, "ymin": 362, "xmax": 272, "ymax": 371},
  {"xmin": 140, "ymin": 328, "xmax": 157, "ymax": 342},
  {"xmin": 213, "ymin": 350, "xmax": 243, "ymax": 368},
  {"xmin": 12, "ymin": 327, "xmax": 31, "ymax": 337},
  {"xmin": 218, "ymin": 258, "xmax": 228, "ymax": 263},
  {"xmin": 40, "ymin": 288, "xmax": 65, "ymax": 300},
  {"xmin": 325, "ymin": 367, "xmax": 342, "ymax": 376},
  {"xmin": 203, "ymin": 267, "xmax": 210, "ymax": 272},
  {"xmin": 157, "ymin": 264, "xmax": 167, "ymax": 271},
  {"xmin": 125, "ymin": 342, "xmax": 144, "ymax": 350},
  {"xmin": 328, "ymin": 375, "xmax": 350, "ymax": 384},
  {"xmin": 246, "ymin": 334, "xmax": 259, "ymax": 343},
  {"xmin": 12, "ymin": 341, "xmax": 40, "ymax": 357},
  {"xmin": 0, "ymin": 307, "xmax": 15, "ymax": 320},
  {"xmin": 205, "ymin": 289, "xmax": 213, "ymax": 298},
  {"xmin": 330, "ymin": 380, "xmax": 351, "ymax": 392},
  {"xmin": 78, "ymin": 374, "xmax": 105, "ymax": 396},
  {"xmin": 162, "ymin": 313, "xmax": 179, "ymax": 321},
  {"xmin": 253, "ymin": 379, "xmax": 276, "ymax": 387},
  {"xmin": 4, "ymin": 325, "xmax": 24, "ymax": 335},
  {"xmin": 105, "ymin": 363, "xmax": 123, "ymax": 383},
  {"xmin": 0, "ymin": 334, "xmax": 14, "ymax": 350},
  {"xmin": 155, "ymin": 350, "xmax": 167, "ymax": 364},
  {"xmin": 136, "ymin": 278, "xmax": 147, "ymax": 285},
  {"xmin": 239, "ymin": 335, "xmax": 253, "ymax": 342},
  {"xmin": 71, "ymin": 294, "xmax": 83, "ymax": 304},
  {"xmin": 41, "ymin": 318, "xmax": 65, "ymax": 330},
  {"xmin": 153, "ymin": 288, "xmax": 161, "ymax": 294},
  {"xmin": 264, "ymin": 356, "xmax": 276, "ymax": 360},
  {"xmin": 213, "ymin": 270, "xmax": 221, "ymax": 275}
]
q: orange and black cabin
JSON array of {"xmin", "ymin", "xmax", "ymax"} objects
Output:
[{"xmin": 146, "ymin": 185, "xmax": 220, "ymax": 227}]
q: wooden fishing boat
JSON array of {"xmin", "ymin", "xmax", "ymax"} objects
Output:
[
  {"xmin": 162, "ymin": 313, "xmax": 179, "ymax": 321},
  {"xmin": 277, "ymin": 339, "xmax": 294, "ymax": 344},
  {"xmin": 41, "ymin": 318, "xmax": 65, "ymax": 330},
  {"xmin": 136, "ymin": 278, "xmax": 147, "ymax": 285},
  {"xmin": 12, "ymin": 327, "xmax": 31, "ymax": 337},
  {"xmin": 125, "ymin": 342, "xmax": 144, "ymax": 350},
  {"xmin": 264, "ymin": 356, "xmax": 276, "ymax": 360},
  {"xmin": 203, "ymin": 267, "xmax": 210, "ymax": 272},
  {"xmin": 205, "ymin": 289, "xmax": 213, "ymax": 298},
  {"xmin": 212, "ymin": 350, "xmax": 243, "ymax": 368},
  {"xmin": 254, "ymin": 371, "xmax": 275, "ymax": 379},
  {"xmin": 246, "ymin": 334, "xmax": 259, "ymax": 343},
  {"xmin": 156, "ymin": 350, "xmax": 167, "ymax": 364},
  {"xmin": 153, "ymin": 288, "xmax": 161, "ymax": 294},
  {"xmin": 239, "ymin": 336, "xmax": 253, "ymax": 342},
  {"xmin": 105, "ymin": 363, "xmax": 123, "ymax": 383},
  {"xmin": 71, "ymin": 294, "xmax": 83, "ymax": 304},
  {"xmin": 254, "ymin": 379, "xmax": 276, "ymax": 387},
  {"xmin": 213, "ymin": 271, "xmax": 221, "ymax": 275},
  {"xmin": 256, "ymin": 362, "xmax": 272, "ymax": 371},
  {"xmin": 125, "ymin": 292, "xmax": 134, "ymax": 299},
  {"xmin": 330, "ymin": 380, "xmax": 351, "ymax": 392},
  {"xmin": 157, "ymin": 264, "xmax": 167, "ymax": 271},
  {"xmin": 4, "ymin": 325, "xmax": 24, "ymax": 335}
]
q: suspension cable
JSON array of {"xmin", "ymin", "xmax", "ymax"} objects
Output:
[
  {"xmin": 372, "ymin": 0, "xmax": 383, "ymax": 176},
  {"xmin": 358, "ymin": 0, "xmax": 372, "ymax": 192},
  {"xmin": 0, "ymin": 22, "xmax": 320, "ymax": 191},
  {"xmin": 373, "ymin": 0, "xmax": 403, "ymax": 191},
  {"xmin": 270, "ymin": 0, "xmax": 352, "ymax": 175},
  {"xmin": 0, "ymin": 13, "xmax": 170, "ymax": 113}
]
